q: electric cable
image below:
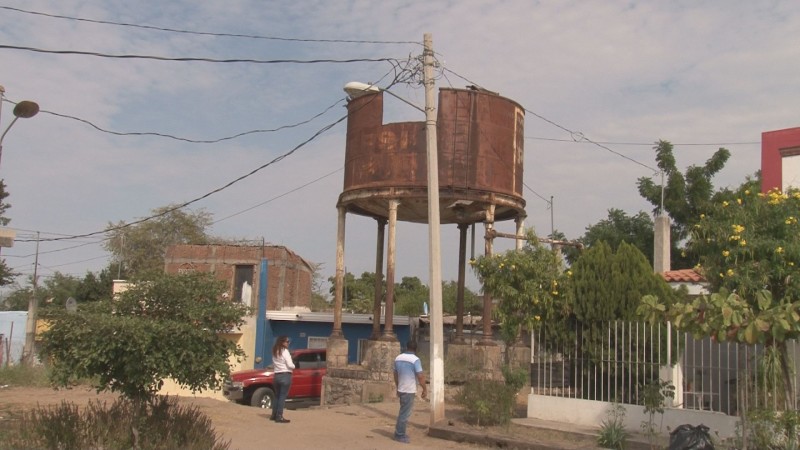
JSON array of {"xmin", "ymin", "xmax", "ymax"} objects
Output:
[
  {"xmin": 0, "ymin": 5, "xmax": 420, "ymax": 45},
  {"xmin": 0, "ymin": 44, "xmax": 403, "ymax": 65}
]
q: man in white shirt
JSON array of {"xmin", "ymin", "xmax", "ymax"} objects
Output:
[{"xmin": 393, "ymin": 340, "xmax": 427, "ymax": 444}]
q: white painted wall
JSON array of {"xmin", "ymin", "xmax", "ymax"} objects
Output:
[{"xmin": 527, "ymin": 394, "xmax": 739, "ymax": 440}]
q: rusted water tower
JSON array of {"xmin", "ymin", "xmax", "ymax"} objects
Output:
[{"xmin": 330, "ymin": 86, "xmax": 526, "ymax": 351}]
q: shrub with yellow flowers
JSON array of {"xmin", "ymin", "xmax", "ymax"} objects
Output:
[
  {"xmin": 471, "ymin": 229, "xmax": 567, "ymax": 348},
  {"xmin": 640, "ymin": 186, "xmax": 800, "ymax": 409}
]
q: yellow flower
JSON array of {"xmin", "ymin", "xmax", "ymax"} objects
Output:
[
  {"xmin": 790, "ymin": 262, "xmax": 795, "ymax": 267},
  {"xmin": 732, "ymin": 224, "xmax": 745, "ymax": 234},
  {"xmin": 719, "ymin": 273, "xmax": 725, "ymax": 278},
  {"xmin": 510, "ymin": 265, "xmax": 516, "ymax": 270},
  {"xmin": 566, "ymin": 270, "xmax": 573, "ymax": 277},
  {"xmin": 737, "ymin": 198, "xmax": 742, "ymax": 205},
  {"xmin": 777, "ymin": 247, "xmax": 784, "ymax": 254},
  {"xmin": 723, "ymin": 201, "xmax": 729, "ymax": 207},
  {"xmin": 700, "ymin": 214, "xmax": 706, "ymax": 219},
  {"xmin": 745, "ymin": 190, "xmax": 751, "ymax": 195},
  {"xmin": 722, "ymin": 250, "xmax": 730, "ymax": 257},
  {"xmin": 551, "ymin": 291, "xmax": 559, "ymax": 296},
  {"xmin": 739, "ymin": 239, "xmax": 747, "ymax": 247},
  {"xmin": 469, "ymin": 259, "xmax": 476, "ymax": 266},
  {"xmin": 726, "ymin": 269, "xmax": 734, "ymax": 277},
  {"xmin": 534, "ymin": 315, "xmax": 541, "ymax": 321}
]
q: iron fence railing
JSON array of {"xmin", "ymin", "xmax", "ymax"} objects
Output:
[{"xmin": 530, "ymin": 321, "xmax": 800, "ymax": 416}]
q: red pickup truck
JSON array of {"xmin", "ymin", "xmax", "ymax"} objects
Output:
[{"xmin": 223, "ymin": 348, "xmax": 326, "ymax": 409}]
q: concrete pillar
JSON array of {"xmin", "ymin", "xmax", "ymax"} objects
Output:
[
  {"xmin": 515, "ymin": 214, "xmax": 526, "ymax": 250},
  {"xmin": 332, "ymin": 206, "xmax": 346, "ymax": 338},
  {"xmin": 381, "ymin": 199, "xmax": 399, "ymax": 341},
  {"xmin": 654, "ymin": 215, "xmax": 671, "ymax": 273},
  {"xmin": 480, "ymin": 205, "xmax": 496, "ymax": 346},
  {"xmin": 454, "ymin": 223, "xmax": 468, "ymax": 344},
  {"xmin": 371, "ymin": 218, "xmax": 387, "ymax": 340}
]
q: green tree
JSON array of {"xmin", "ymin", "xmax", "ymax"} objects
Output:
[
  {"xmin": 1, "ymin": 282, "xmax": 29, "ymax": 310},
  {"xmin": 472, "ymin": 230, "xmax": 566, "ymax": 348},
  {"xmin": 39, "ymin": 272, "xmax": 248, "ymax": 404},
  {"xmin": 1, "ymin": 269, "xmax": 114, "ymax": 312},
  {"xmin": 327, "ymin": 271, "xmax": 378, "ymax": 314},
  {"xmin": 442, "ymin": 280, "xmax": 481, "ymax": 315},
  {"xmin": 394, "ymin": 276, "xmax": 428, "ymax": 316},
  {"xmin": 0, "ymin": 180, "xmax": 16, "ymax": 286},
  {"xmin": 641, "ymin": 185, "xmax": 800, "ymax": 408},
  {"xmin": 637, "ymin": 140, "xmax": 730, "ymax": 268},
  {"xmin": 309, "ymin": 262, "xmax": 331, "ymax": 312},
  {"xmin": 574, "ymin": 209, "xmax": 655, "ymax": 266},
  {"xmin": 565, "ymin": 241, "xmax": 681, "ymax": 401},
  {"xmin": 104, "ymin": 205, "xmax": 212, "ymax": 278}
]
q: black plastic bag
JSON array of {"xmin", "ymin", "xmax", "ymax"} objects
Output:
[{"xmin": 668, "ymin": 424, "xmax": 714, "ymax": 450}]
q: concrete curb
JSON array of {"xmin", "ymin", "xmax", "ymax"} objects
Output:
[{"xmin": 428, "ymin": 420, "xmax": 608, "ymax": 450}]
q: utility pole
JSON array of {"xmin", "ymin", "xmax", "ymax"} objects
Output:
[
  {"xmin": 423, "ymin": 32, "xmax": 445, "ymax": 426},
  {"xmin": 22, "ymin": 231, "xmax": 39, "ymax": 365}
]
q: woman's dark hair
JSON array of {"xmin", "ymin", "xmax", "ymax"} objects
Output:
[{"xmin": 272, "ymin": 335, "xmax": 289, "ymax": 358}]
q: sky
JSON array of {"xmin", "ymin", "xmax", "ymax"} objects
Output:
[{"xmin": 0, "ymin": 1, "xmax": 798, "ymax": 298}]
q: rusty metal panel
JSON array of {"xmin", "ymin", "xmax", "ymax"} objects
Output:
[
  {"xmin": 341, "ymin": 88, "xmax": 525, "ymax": 224},
  {"xmin": 437, "ymin": 88, "xmax": 524, "ymax": 198}
]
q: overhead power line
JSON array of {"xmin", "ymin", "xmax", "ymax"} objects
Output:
[
  {"xmin": 0, "ymin": 44, "xmax": 403, "ymax": 65},
  {"xmin": 15, "ymin": 114, "xmax": 348, "ymax": 243},
  {"xmin": 526, "ymin": 136, "xmax": 759, "ymax": 146},
  {"xmin": 441, "ymin": 66, "xmax": 657, "ymax": 173},
  {"xmin": 35, "ymin": 97, "xmax": 345, "ymax": 144},
  {"xmin": 0, "ymin": 5, "xmax": 420, "ymax": 45}
]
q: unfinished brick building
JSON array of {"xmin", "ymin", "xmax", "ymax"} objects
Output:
[{"xmin": 164, "ymin": 244, "xmax": 314, "ymax": 310}]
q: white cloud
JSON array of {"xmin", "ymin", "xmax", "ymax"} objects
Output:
[{"xmin": 0, "ymin": 0, "xmax": 798, "ymax": 292}]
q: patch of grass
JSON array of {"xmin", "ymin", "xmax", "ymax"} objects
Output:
[{"xmin": 0, "ymin": 364, "xmax": 51, "ymax": 387}]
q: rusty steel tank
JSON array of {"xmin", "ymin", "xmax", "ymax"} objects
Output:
[{"xmin": 339, "ymin": 87, "xmax": 525, "ymax": 224}]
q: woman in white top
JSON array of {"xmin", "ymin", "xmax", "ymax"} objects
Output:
[{"xmin": 271, "ymin": 335, "xmax": 295, "ymax": 423}]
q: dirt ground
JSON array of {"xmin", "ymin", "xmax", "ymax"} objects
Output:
[{"xmin": 0, "ymin": 386, "xmax": 505, "ymax": 450}]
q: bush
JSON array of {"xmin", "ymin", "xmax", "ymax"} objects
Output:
[
  {"xmin": 456, "ymin": 365, "xmax": 524, "ymax": 427},
  {"xmin": 597, "ymin": 403, "xmax": 628, "ymax": 450},
  {"xmin": 747, "ymin": 409, "xmax": 800, "ymax": 450},
  {"xmin": 0, "ymin": 364, "xmax": 51, "ymax": 387},
  {"xmin": 0, "ymin": 396, "xmax": 230, "ymax": 450}
]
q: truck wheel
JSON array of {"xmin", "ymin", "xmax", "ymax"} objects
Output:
[{"xmin": 250, "ymin": 387, "xmax": 275, "ymax": 409}]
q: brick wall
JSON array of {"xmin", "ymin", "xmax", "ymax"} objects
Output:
[{"xmin": 164, "ymin": 244, "xmax": 313, "ymax": 310}]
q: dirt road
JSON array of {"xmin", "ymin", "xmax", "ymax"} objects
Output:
[{"xmin": 0, "ymin": 386, "xmax": 488, "ymax": 450}]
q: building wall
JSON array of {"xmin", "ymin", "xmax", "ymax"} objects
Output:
[
  {"xmin": 164, "ymin": 244, "xmax": 314, "ymax": 310},
  {"xmin": 262, "ymin": 319, "xmax": 412, "ymax": 367},
  {"xmin": 761, "ymin": 126, "xmax": 800, "ymax": 193}
]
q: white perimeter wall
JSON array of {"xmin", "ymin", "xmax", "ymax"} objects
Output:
[{"xmin": 527, "ymin": 394, "xmax": 739, "ymax": 440}]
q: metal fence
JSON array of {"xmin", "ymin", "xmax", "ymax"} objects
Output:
[{"xmin": 530, "ymin": 321, "xmax": 800, "ymax": 416}]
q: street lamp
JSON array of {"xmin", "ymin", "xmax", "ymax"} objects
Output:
[
  {"xmin": 0, "ymin": 86, "xmax": 40, "ymax": 169},
  {"xmin": 343, "ymin": 82, "xmax": 425, "ymax": 113},
  {"xmin": 343, "ymin": 33, "xmax": 445, "ymax": 425},
  {"xmin": 0, "ymin": 86, "xmax": 40, "ymax": 366}
]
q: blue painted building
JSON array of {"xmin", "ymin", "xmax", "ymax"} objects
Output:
[{"xmin": 260, "ymin": 311, "xmax": 414, "ymax": 366}]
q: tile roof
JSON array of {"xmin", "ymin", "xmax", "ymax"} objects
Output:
[{"xmin": 660, "ymin": 269, "xmax": 706, "ymax": 283}]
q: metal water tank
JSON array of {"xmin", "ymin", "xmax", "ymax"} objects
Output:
[{"xmin": 340, "ymin": 87, "xmax": 525, "ymax": 225}]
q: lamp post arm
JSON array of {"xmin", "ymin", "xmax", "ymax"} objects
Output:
[{"xmin": 1, "ymin": 116, "xmax": 20, "ymax": 144}]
